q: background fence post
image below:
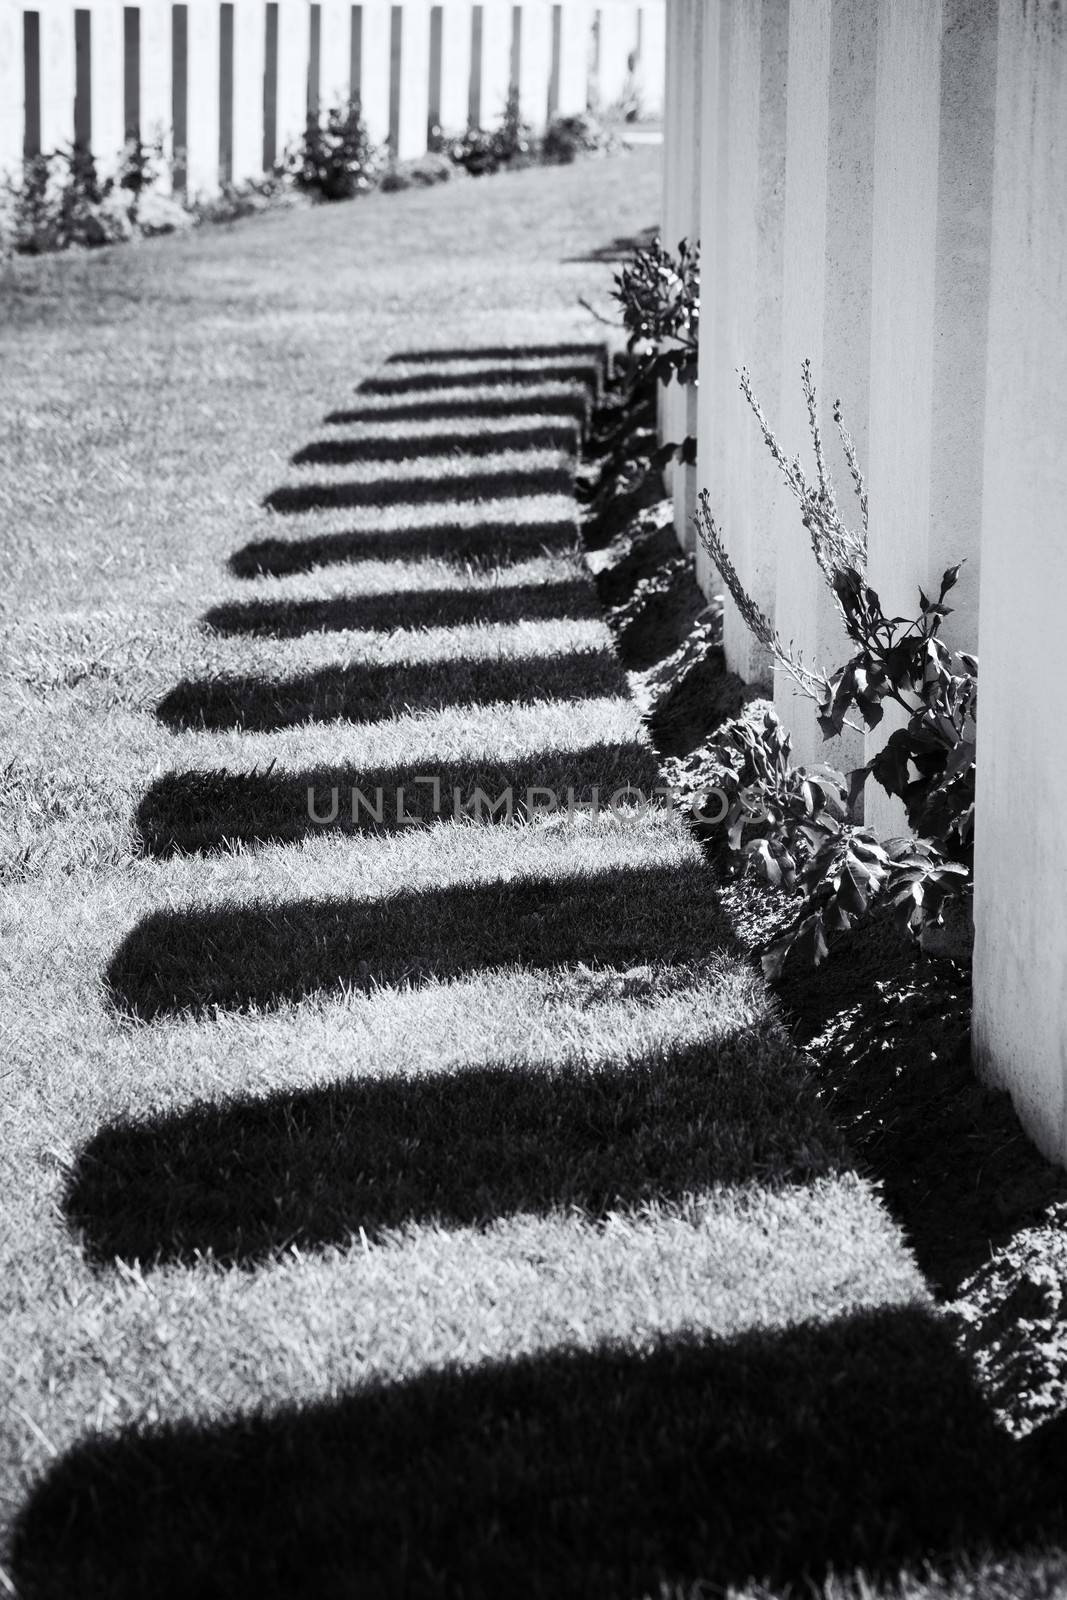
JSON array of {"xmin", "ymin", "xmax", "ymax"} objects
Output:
[
  {"xmin": 219, "ymin": 0, "xmax": 235, "ymax": 181},
  {"xmin": 123, "ymin": 3, "xmax": 140, "ymax": 140}
]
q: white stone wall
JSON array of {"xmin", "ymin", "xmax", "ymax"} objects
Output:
[
  {"xmin": 973, "ymin": 1, "xmax": 1067, "ymax": 1164},
  {"xmin": 0, "ymin": 0, "xmax": 664, "ymax": 188},
  {"xmin": 664, "ymin": 0, "xmax": 1067, "ymax": 1163}
]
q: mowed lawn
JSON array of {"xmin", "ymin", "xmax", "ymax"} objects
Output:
[{"xmin": 0, "ymin": 152, "xmax": 1062, "ymax": 1598}]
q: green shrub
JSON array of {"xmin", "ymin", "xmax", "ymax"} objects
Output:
[
  {"xmin": 379, "ymin": 153, "xmax": 455, "ymax": 192},
  {"xmin": 191, "ymin": 174, "xmax": 296, "ymax": 225},
  {"xmin": 1, "ymin": 147, "xmax": 133, "ymax": 254},
  {"xmin": 116, "ymin": 133, "xmax": 164, "ymax": 202},
  {"xmin": 695, "ymin": 363, "xmax": 975, "ymax": 975},
  {"xmin": 541, "ymin": 113, "xmax": 617, "ymax": 165},
  {"xmin": 446, "ymin": 86, "xmax": 532, "ymax": 176},
  {"xmin": 289, "ymin": 98, "xmax": 383, "ymax": 200}
]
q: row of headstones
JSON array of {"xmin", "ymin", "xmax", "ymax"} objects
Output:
[
  {"xmin": 660, "ymin": 0, "xmax": 1067, "ymax": 1165},
  {"xmin": 0, "ymin": 0, "xmax": 664, "ymax": 193}
]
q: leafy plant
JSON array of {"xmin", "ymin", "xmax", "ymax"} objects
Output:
[
  {"xmin": 610, "ymin": 236, "xmax": 699, "ymax": 470},
  {"xmin": 290, "ymin": 98, "xmax": 382, "ymax": 200},
  {"xmin": 613, "ymin": 235, "xmax": 699, "ymax": 385},
  {"xmin": 116, "ymin": 133, "xmax": 164, "ymax": 202},
  {"xmin": 447, "ymin": 86, "xmax": 532, "ymax": 176},
  {"xmin": 379, "ymin": 152, "xmax": 454, "ymax": 191},
  {"xmin": 191, "ymin": 174, "xmax": 294, "ymax": 225},
  {"xmin": 695, "ymin": 364, "xmax": 976, "ymax": 975},
  {"xmin": 541, "ymin": 112, "xmax": 616, "ymax": 165},
  {"xmin": 1, "ymin": 146, "xmax": 132, "ymax": 254}
]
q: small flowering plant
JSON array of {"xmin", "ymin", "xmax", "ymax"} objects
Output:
[
  {"xmin": 696, "ymin": 363, "xmax": 975, "ymax": 975},
  {"xmin": 611, "ymin": 236, "xmax": 700, "ymax": 470}
]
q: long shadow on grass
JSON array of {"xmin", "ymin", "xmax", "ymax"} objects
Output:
[
  {"xmin": 105, "ymin": 861, "xmax": 733, "ymax": 1019},
  {"xmin": 66, "ymin": 1035, "xmax": 842, "ymax": 1266},
  {"xmin": 291, "ymin": 425, "xmax": 579, "ymax": 467},
  {"xmin": 203, "ymin": 580, "xmax": 598, "ymax": 637},
  {"xmin": 385, "ymin": 342, "xmax": 606, "ymax": 364},
  {"xmin": 564, "ymin": 223, "xmax": 659, "ymax": 264},
  {"xmin": 229, "ymin": 518, "xmax": 579, "ymax": 578},
  {"xmin": 13, "ymin": 1308, "xmax": 1063, "ymax": 1600},
  {"xmin": 135, "ymin": 741, "xmax": 662, "ymax": 856},
  {"xmin": 775, "ymin": 921, "xmax": 1067, "ymax": 1296},
  {"xmin": 157, "ymin": 648, "xmax": 626, "ymax": 733},
  {"xmin": 264, "ymin": 465, "xmax": 572, "ymax": 515},
  {"xmin": 358, "ymin": 363, "xmax": 600, "ymax": 396},
  {"xmin": 327, "ymin": 392, "xmax": 590, "ymax": 426}
]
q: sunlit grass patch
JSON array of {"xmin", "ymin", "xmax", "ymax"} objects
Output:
[{"xmin": 1, "ymin": 150, "xmax": 1008, "ymax": 1600}]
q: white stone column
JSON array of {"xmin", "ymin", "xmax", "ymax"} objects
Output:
[
  {"xmin": 89, "ymin": 0, "xmax": 125, "ymax": 172},
  {"xmin": 184, "ymin": 0, "xmax": 221, "ymax": 193},
  {"xmin": 140, "ymin": 0, "xmax": 173, "ymax": 187},
  {"xmin": 480, "ymin": 0, "xmax": 512, "ymax": 123},
  {"xmin": 636, "ymin": 0, "xmax": 665, "ymax": 116},
  {"xmin": 518, "ymin": 0, "xmax": 553, "ymax": 128},
  {"xmin": 668, "ymin": 0, "xmax": 701, "ymax": 555},
  {"xmin": 556, "ymin": 0, "xmax": 591, "ymax": 115},
  {"xmin": 973, "ymin": 0, "xmax": 1067, "ymax": 1165},
  {"xmin": 659, "ymin": 0, "xmax": 680, "ymax": 249},
  {"xmin": 319, "ymin": 0, "xmax": 352, "ymax": 105},
  {"xmin": 693, "ymin": 0, "xmax": 724, "ymax": 597},
  {"xmin": 660, "ymin": 0, "xmax": 692, "ymax": 525},
  {"xmin": 599, "ymin": 0, "xmax": 637, "ymax": 111},
  {"xmin": 699, "ymin": 0, "xmax": 788, "ymax": 676},
  {"xmin": 233, "ymin": 0, "xmax": 268, "ymax": 181},
  {"xmin": 39, "ymin": 1, "xmax": 77, "ymax": 154},
  {"xmin": 395, "ymin": 0, "xmax": 431, "ymax": 155},
  {"xmin": 0, "ymin": 5, "xmax": 24, "ymax": 177},
  {"xmin": 276, "ymin": 0, "xmax": 310, "ymax": 156},
  {"xmin": 439, "ymin": 0, "xmax": 473, "ymax": 131},
  {"xmin": 360, "ymin": 0, "xmax": 393, "ymax": 146},
  {"xmin": 863, "ymin": 0, "xmax": 997, "ymax": 837},
  {"xmin": 772, "ymin": 0, "xmax": 877, "ymax": 772}
]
